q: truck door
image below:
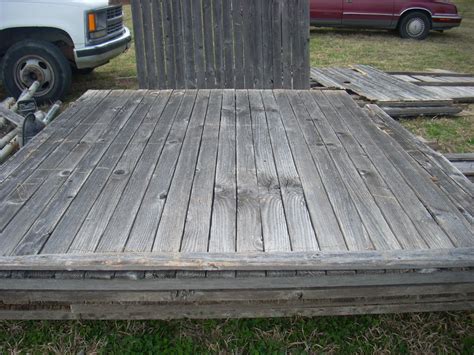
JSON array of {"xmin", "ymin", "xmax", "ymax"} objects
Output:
[
  {"xmin": 310, "ymin": 0, "xmax": 343, "ymax": 26},
  {"xmin": 342, "ymin": 0, "xmax": 395, "ymax": 28}
]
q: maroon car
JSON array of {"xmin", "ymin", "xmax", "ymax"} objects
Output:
[{"xmin": 310, "ymin": 0, "xmax": 462, "ymax": 40}]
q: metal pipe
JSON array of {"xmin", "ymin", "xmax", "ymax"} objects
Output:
[
  {"xmin": 0, "ymin": 138, "xmax": 18, "ymax": 164},
  {"xmin": 35, "ymin": 111, "xmax": 46, "ymax": 122},
  {"xmin": 43, "ymin": 101, "xmax": 62, "ymax": 124},
  {"xmin": 11, "ymin": 80, "xmax": 41, "ymax": 113},
  {"xmin": 0, "ymin": 128, "xmax": 20, "ymax": 149}
]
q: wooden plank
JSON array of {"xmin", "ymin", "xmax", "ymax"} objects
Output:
[
  {"xmin": 3, "ymin": 300, "xmax": 473, "ymax": 320},
  {"xmin": 323, "ymin": 92, "xmax": 457, "ymax": 249},
  {"xmin": 191, "ymin": 0, "xmax": 206, "ymax": 88},
  {"xmin": 287, "ymin": 91, "xmax": 380, "ymax": 251},
  {"xmin": 0, "ymin": 91, "xmax": 138, "ymax": 255},
  {"xmin": 0, "ymin": 106, "xmax": 23, "ymax": 126},
  {"xmin": 261, "ymin": 0, "xmax": 273, "ymax": 88},
  {"xmin": 253, "ymin": 0, "xmax": 264, "ymax": 88},
  {"xmin": 333, "ymin": 92, "xmax": 473, "ymax": 247},
  {"xmin": 182, "ymin": 0, "xmax": 196, "ymax": 88},
  {"xmin": 310, "ymin": 68, "xmax": 346, "ymax": 89},
  {"xmin": 232, "ymin": 0, "xmax": 244, "ymax": 89},
  {"xmin": 0, "ymin": 91, "xmax": 118, "ymax": 232},
  {"xmin": 67, "ymin": 93, "xmax": 172, "ymax": 254},
  {"xmin": 292, "ymin": 0, "xmax": 304, "ymax": 89},
  {"xmin": 242, "ymin": 0, "xmax": 254, "ymax": 88},
  {"xmin": 209, "ymin": 90, "xmax": 237, "ymax": 253},
  {"xmin": 381, "ymin": 106, "xmax": 462, "ymax": 118},
  {"xmin": 222, "ymin": 0, "xmax": 234, "ymax": 88},
  {"xmin": 141, "ymin": 0, "xmax": 158, "ymax": 88},
  {"xmin": 151, "ymin": 0, "xmax": 167, "ymax": 88},
  {"xmin": 281, "ymin": 0, "xmax": 292, "ymax": 88},
  {"xmin": 202, "ymin": 0, "xmax": 216, "ymax": 88},
  {"xmin": 235, "ymin": 90, "xmax": 263, "ymax": 252},
  {"xmin": 124, "ymin": 91, "xmax": 197, "ymax": 252},
  {"xmin": 260, "ymin": 91, "xmax": 318, "ymax": 252},
  {"xmin": 413, "ymin": 81, "xmax": 474, "ymax": 87},
  {"xmin": 4, "ymin": 284, "xmax": 473, "ymax": 304},
  {"xmin": 181, "ymin": 91, "xmax": 222, "ymax": 252},
  {"xmin": 306, "ymin": 90, "xmax": 438, "ymax": 250},
  {"xmin": 39, "ymin": 93, "xmax": 158, "ymax": 255},
  {"xmin": 355, "ymin": 65, "xmax": 444, "ymax": 102},
  {"xmin": 96, "ymin": 91, "xmax": 181, "ymax": 253},
  {"xmin": 445, "ymin": 153, "xmax": 474, "ymax": 161},
  {"xmin": 131, "ymin": 0, "xmax": 147, "ymax": 87},
  {"xmin": 271, "ymin": 0, "xmax": 283, "ymax": 89},
  {"xmin": 162, "ymin": 0, "xmax": 176, "ymax": 88},
  {"xmin": 273, "ymin": 91, "xmax": 346, "ymax": 251},
  {"xmin": 153, "ymin": 91, "xmax": 210, "ymax": 252},
  {"xmin": 0, "ymin": 248, "xmax": 473, "ymax": 272},
  {"xmin": 322, "ymin": 68, "xmax": 393, "ymax": 102},
  {"xmin": 171, "ymin": 0, "xmax": 185, "ymax": 88},
  {"xmin": 132, "ymin": 0, "xmax": 309, "ymax": 89},
  {"xmin": 2, "ymin": 270, "xmax": 473, "ymax": 291},
  {"xmin": 365, "ymin": 105, "xmax": 473, "ymax": 221},
  {"xmin": 333, "ymin": 67, "xmax": 418, "ymax": 102},
  {"xmin": 300, "ymin": 0, "xmax": 310, "ymax": 90},
  {"xmin": 212, "ymin": 0, "xmax": 224, "ymax": 87},
  {"xmin": 249, "ymin": 91, "xmax": 291, "ymax": 252},
  {"xmin": 387, "ymin": 71, "xmax": 474, "ymax": 77},
  {"xmin": 0, "ymin": 91, "xmax": 108, "ymax": 187}
]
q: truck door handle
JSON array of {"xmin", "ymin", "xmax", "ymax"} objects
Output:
[{"xmin": 346, "ymin": 0, "xmax": 353, "ymax": 3}]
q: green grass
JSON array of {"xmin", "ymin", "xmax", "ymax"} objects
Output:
[
  {"xmin": 1, "ymin": 2, "xmax": 473, "ymax": 352},
  {"xmin": 309, "ymin": 0, "xmax": 474, "ymax": 72},
  {"xmin": 1, "ymin": 313, "xmax": 473, "ymax": 353}
]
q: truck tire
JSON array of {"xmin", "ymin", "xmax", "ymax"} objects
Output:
[
  {"xmin": 399, "ymin": 12, "xmax": 431, "ymax": 40},
  {"xmin": 1, "ymin": 39, "xmax": 72, "ymax": 103},
  {"xmin": 73, "ymin": 67, "xmax": 94, "ymax": 75}
]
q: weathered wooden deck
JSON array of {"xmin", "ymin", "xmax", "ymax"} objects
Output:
[
  {"xmin": 0, "ymin": 89, "xmax": 472, "ymax": 319},
  {"xmin": 310, "ymin": 65, "xmax": 469, "ymax": 118}
]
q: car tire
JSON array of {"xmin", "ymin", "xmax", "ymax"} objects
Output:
[
  {"xmin": 1, "ymin": 39, "xmax": 72, "ymax": 103},
  {"xmin": 399, "ymin": 12, "xmax": 431, "ymax": 40},
  {"xmin": 73, "ymin": 67, "xmax": 95, "ymax": 75}
]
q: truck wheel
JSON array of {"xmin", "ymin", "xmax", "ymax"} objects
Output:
[
  {"xmin": 1, "ymin": 40, "xmax": 72, "ymax": 103},
  {"xmin": 399, "ymin": 12, "xmax": 431, "ymax": 40}
]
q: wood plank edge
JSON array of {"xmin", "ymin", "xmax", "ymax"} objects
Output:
[{"xmin": 0, "ymin": 248, "xmax": 473, "ymax": 271}]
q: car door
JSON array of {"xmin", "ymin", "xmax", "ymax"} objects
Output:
[
  {"xmin": 310, "ymin": 0, "xmax": 343, "ymax": 26},
  {"xmin": 342, "ymin": 0, "xmax": 395, "ymax": 28}
]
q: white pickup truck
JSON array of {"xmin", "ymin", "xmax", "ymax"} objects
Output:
[{"xmin": 0, "ymin": 0, "xmax": 131, "ymax": 102}]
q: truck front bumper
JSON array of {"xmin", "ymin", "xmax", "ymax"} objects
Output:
[{"xmin": 74, "ymin": 27, "xmax": 132, "ymax": 69}]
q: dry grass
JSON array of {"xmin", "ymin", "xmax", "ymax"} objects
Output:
[{"xmin": 1, "ymin": 312, "xmax": 473, "ymax": 353}]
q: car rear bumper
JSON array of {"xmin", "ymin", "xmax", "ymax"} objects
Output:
[
  {"xmin": 74, "ymin": 27, "xmax": 132, "ymax": 69},
  {"xmin": 432, "ymin": 14, "xmax": 462, "ymax": 30}
]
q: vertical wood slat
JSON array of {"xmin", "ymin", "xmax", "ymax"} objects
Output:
[{"xmin": 131, "ymin": 0, "xmax": 309, "ymax": 89}]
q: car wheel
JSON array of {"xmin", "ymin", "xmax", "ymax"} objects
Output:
[
  {"xmin": 399, "ymin": 12, "xmax": 431, "ymax": 40},
  {"xmin": 1, "ymin": 40, "xmax": 72, "ymax": 103}
]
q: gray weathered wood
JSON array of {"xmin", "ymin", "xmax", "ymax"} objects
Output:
[
  {"xmin": 274, "ymin": 91, "xmax": 347, "ymax": 251},
  {"xmin": 209, "ymin": 90, "xmax": 237, "ymax": 253},
  {"xmin": 181, "ymin": 91, "xmax": 222, "ymax": 252},
  {"xmin": 153, "ymin": 91, "xmax": 209, "ymax": 252},
  {"xmin": 131, "ymin": 0, "xmax": 310, "ymax": 89},
  {"xmin": 0, "ymin": 248, "xmax": 472, "ymax": 271},
  {"xmin": 124, "ymin": 91, "xmax": 197, "ymax": 252}
]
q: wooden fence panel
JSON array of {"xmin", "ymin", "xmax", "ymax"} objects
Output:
[{"xmin": 131, "ymin": 0, "xmax": 310, "ymax": 89}]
